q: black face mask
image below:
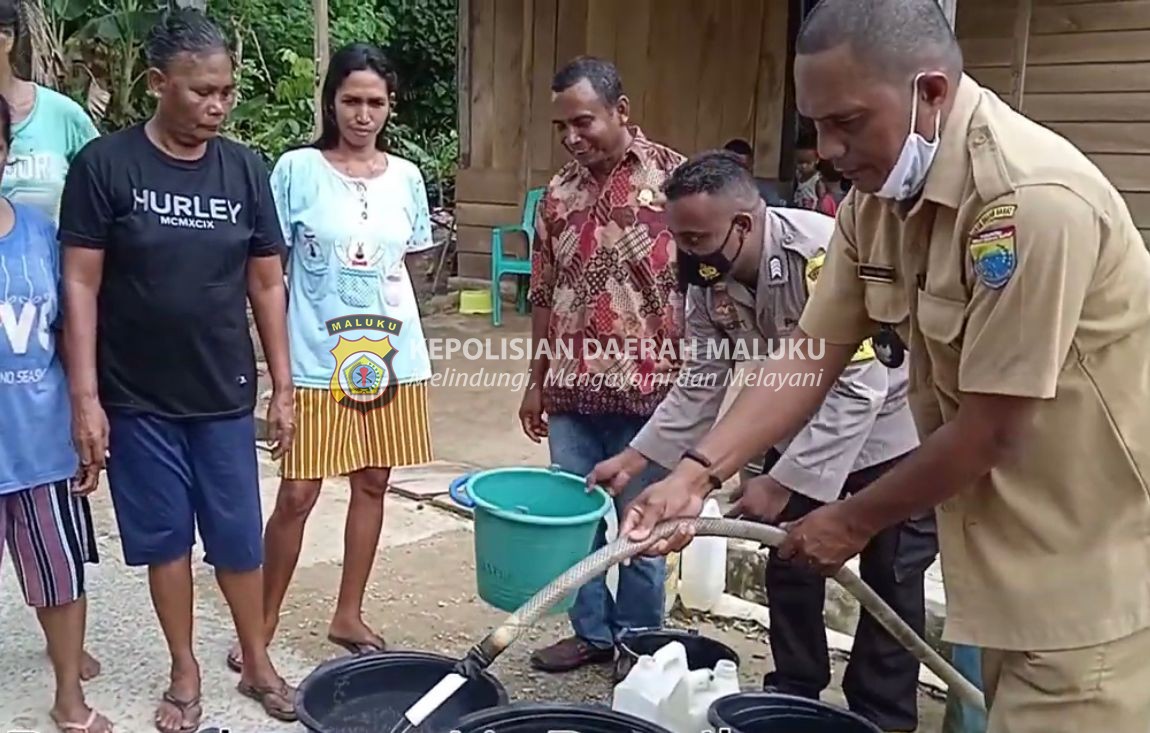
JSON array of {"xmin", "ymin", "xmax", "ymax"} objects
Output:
[{"xmin": 677, "ymin": 219, "xmax": 746, "ymax": 289}]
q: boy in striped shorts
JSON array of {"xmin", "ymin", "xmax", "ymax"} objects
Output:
[{"xmin": 0, "ymin": 125, "xmax": 111, "ymax": 728}]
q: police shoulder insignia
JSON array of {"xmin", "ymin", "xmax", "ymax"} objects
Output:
[
  {"xmin": 969, "ymin": 203, "xmax": 1017, "ymax": 237},
  {"xmin": 804, "ymin": 250, "xmax": 826, "ymax": 292},
  {"xmin": 970, "ymin": 225, "xmax": 1016, "ymax": 289}
]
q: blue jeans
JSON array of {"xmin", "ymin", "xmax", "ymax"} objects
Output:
[{"xmin": 547, "ymin": 412, "xmax": 668, "ymax": 649}]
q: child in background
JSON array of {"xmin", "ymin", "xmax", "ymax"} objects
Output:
[{"xmin": 792, "ymin": 144, "xmax": 837, "ymax": 217}]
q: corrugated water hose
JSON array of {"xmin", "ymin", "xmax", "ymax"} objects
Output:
[{"xmin": 401, "ymin": 517, "xmax": 985, "ymax": 729}]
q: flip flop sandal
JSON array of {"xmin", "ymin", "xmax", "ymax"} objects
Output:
[
  {"xmin": 328, "ymin": 633, "xmax": 387, "ymax": 655},
  {"xmin": 154, "ymin": 692, "xmax": 201, "ymax": 733},
  {"xmin": 54, "ymin": 709, "xmax": 114, "ymax": 733},
  {"xmin": 237, "ymin": 679, "xmax": 298, "ymax": 722}
]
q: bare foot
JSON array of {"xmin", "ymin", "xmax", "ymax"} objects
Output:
[
  {"xmin": 45, "ymin": 647, "xmax": 101, "ymax": 682},
  {"xmin": 154, "ymin": 662, "xmax": 201, "ymax": 733},
  {"xmin": 81, "ymin": 649, "xmax": 102, "ymax": 682}
]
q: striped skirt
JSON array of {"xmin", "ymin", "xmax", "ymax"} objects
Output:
[{"xmin": 281, "ymin": 382, "xmax": 434, "ymax": 480}]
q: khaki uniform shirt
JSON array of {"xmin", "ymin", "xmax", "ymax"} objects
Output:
[
  {"xmin": 631, "ymin": 208, "xmax": 919, "ymax": 502},
  {"xmin": 800, "ymin": 74, "xmax": 1150, "ymax": 651}
]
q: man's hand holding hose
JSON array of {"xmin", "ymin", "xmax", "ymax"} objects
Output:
[{"xmin": 617, "ymin": 335, "xmax": 856, "ymax": 557}]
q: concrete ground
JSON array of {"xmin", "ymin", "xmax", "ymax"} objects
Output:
[{"xmin": 0, "ymin": 308, "xmax": 945, "ymax": 732}]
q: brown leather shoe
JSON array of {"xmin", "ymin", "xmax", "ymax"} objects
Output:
[{"xmin": 529, "ymin": 636, "xmax": 615, "ymax": 673}]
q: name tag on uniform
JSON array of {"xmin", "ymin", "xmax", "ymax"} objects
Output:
[{"xmin": 857, "ymin": 264, "xmax": 896, "ymax": 283}]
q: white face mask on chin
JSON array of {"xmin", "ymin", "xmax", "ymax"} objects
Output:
[{"xmin": 875, "ymin": 73, "xmax": 942, "ymax": 201}]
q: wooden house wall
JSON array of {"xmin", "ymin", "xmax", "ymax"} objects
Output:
[
  {"xmin": 454, "ymin": 0, "xmax": 792, "ymax": 278},
  {"xmin": 959, "ymin": 0, "xmax": 1150, "ymax": 248}
]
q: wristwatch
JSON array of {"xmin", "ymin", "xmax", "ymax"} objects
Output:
[{"xmin": 682, "ymin": 449, "xmax": 723, "ymax": 492}]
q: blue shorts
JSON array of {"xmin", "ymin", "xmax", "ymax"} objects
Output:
[{"xmin": 106, "ymin": 410, "xmax": 263, "ymax": 572}]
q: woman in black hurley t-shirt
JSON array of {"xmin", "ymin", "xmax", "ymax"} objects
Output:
[{"xmin": 58, "ymin": 9, "xmax": 297, "ymax": 730}]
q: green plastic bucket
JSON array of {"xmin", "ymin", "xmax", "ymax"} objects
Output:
[{"xmin": 449, "ymin": 466, "xmax": 612, "ymax": 614}]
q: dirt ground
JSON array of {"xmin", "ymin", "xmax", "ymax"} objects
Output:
[{"xmin": 239, "ymin": 308, "xmax": 947, "ymax": 730}]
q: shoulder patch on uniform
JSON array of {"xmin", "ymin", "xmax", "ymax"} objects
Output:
[
  {"xmin": 970, "ymin": 225, "xmax": 1016, "ymax": 289},
  {"xmin": 969, "ymin": 204, "xmax": 1017, "ymax": 236},
  {"xmin": 769, "ymin": 255, "xmax": 784, "ymax": 281},
  {"xmin": 804, "ymin": 250, "xmax": 827, "ymax": 292}
]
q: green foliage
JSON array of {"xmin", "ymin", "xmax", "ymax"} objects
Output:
[
  {"xmin": 382, "ymin": 0, "xmax": 456, "ymax": 146},
  {"xmin": 36, "ymin": 0, "xmax": 459, "ymax": 203}
]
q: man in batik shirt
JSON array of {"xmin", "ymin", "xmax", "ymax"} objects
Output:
[{"xmin": 518, "ymin": 55, "xmax": 686, "ymax": 679}]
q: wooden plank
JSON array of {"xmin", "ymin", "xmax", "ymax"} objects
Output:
[
  {"xmin": 968, "ymin": 67, "xmax": 1013, "ymax": 96},
  {"xmin": 718, "ymin": 0, "xmax": 766, "ymax": 145},
  {"xmin": 613, "ymin": 0, "xmax": 651, "ymax": 120},
  {"xmin": 526, "ymin": 0, "xmax": 558, "ymax": 178},
  {"xmin": 1123, "ymin": 193, "xmax": 1150, "ymax": 228},
  {"xmin": 491, "ymin": 0, "xmax": 526, "ymax": 173},
  {"xmin": 551, "ymin": 0, "xmax": 589, "ymax": 168},
  {"xmin": 642, "ymin": 0, "xmax": 679, "ymax": 147},
  {"xmin": 518, "ymin": 0, "xmax": 535, "ymax": 187},
  {"xmin": 981, "ymin": 63, "xmax": 1150, "ymax": 93},
  {"xmin": 666, "ymin": 0, "xmax": 706, "ymax": 152},
  {"xmin": 457, "ymin": 0, "xmax": 472, "ymax": 167},
  {"xmin": 960, "ymin": 1, "xmax": 1150, "ymax": 35},
  {"xmin": 456, "ymin": 168, "xmax": 522, "ymax": 205},
  {"xmin": 457, "ymin": 224, "xmax": 529, "ymax": 259},
  {"xmin": 1031, "ymin": 30, "xmax": 1150, "ymax": 64},
  {"xmin": 693, "ymin": 0, "xmax": 729, "ymax": 152},
  {"xmin": 1024, "ymin": 93, "xmax": 1150, "ymax": 122},
  {"xmin": 1044, "ymin": 123, "xmax": 1150, "ymax": 154},
  {"xmin": 1091, "ymin": 154, "xmax": 1150, "ymax": 192},
  {"xmin": 456, "ymin": 202, "xmax": 525, "ymax": 229},
  {"xmin": 528, "ymin": 168, "xmax": 555, "ymax": 189},
  {"xmin": 584, "ymin": 0, "xmax": 616, "ymax": 60},
  {"xmin": 962, "ymin": 30, "xmax": 1150, "ymax": 66},
  {"xmin": 469, "ymin": 0, "xmax": 497, "ymax": 169},
  {"xmin": 752, "ymin": 0, "xmax": 788, "ymax": 178},
  {"xmin": 1033, "ymin": 0, "xmax": 1150, "ymax": 32},
  {"xmin": 960, "ymin": 38, "xmax": 1012, "ymax": 67},
  {"xmin": 1010, "ymin": 0, "xmax": 1033, "ymax": 109},
  {"xmin": 457, "ymin": 225, "xmax": 493, "ymax": 254},
  {"xmin": 458, "ymin": 252, "xmax": 493, "ymax": 279}
]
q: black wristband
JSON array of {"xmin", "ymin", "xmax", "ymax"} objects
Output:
[{"xmin": 682, "ymin": 449, "xmax": 722, "ymax": 492}]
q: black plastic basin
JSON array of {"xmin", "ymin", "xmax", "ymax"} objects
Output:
[
  {"xmin": 451, "ymin": 702, "xmax": 671, "ymax": 732},
  {"xmin": 616, "ymin": 628, "xmax": 740, "ymax": 681},
  {"xmin": 709, "ymin": 692, "xmax": 882, "ymax": 733},
  {"xmin": 295, "ymin": 651, "xmax": 508, "ymax": 733}
]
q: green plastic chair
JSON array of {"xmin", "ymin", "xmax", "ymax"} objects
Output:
[{"xmin": 490, "ymin": 186, "xmax": 545, "ymax": 327}]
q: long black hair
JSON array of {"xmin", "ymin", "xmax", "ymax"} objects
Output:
[
  {"xmin": 0, "ymin": 93, "xmax": 12, "ymax": 149},
  {"xmin": 314, "ymin": 42, "xmax": 399, "ymax": 152}
]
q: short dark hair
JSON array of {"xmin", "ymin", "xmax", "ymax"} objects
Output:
[
  {"xmin": 551, "ymin": 55, "xmax": 623, "ymax": 105},
  {"xmin": 663, "ymin": 150, "xmax": 760, "ymax": 205},
  {"xmin": 797, "ymin": 0, "xmax": 963, "ymax": 80},
  {"xmin": 145, "ymin": 8, "xmax": 229, "ymax": 72},
  {"xmin": 723, "ymin": 139, "xmax": 754, "ymax": 157}
]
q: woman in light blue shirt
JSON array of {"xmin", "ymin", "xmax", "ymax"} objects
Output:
[
  {"xmin": 227, "ymin": 42, "xmax": 437, "ymax": 672},
  {"xmin": 0, "ymin": 0, "xmax": 99, "ymax": 223}
]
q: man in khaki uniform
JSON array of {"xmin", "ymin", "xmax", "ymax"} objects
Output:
[
  {"xmin": 616, "ymin": 1, "xmax": 1150, "ymax": 731},
  {"xmin": 590, "ymin": 151, "xmax": 932, "ymax": 731}
]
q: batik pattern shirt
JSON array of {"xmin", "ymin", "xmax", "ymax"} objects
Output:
[{"xmin": 528, "ymin": 128, "xmax": 686, "ymax": 416}]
